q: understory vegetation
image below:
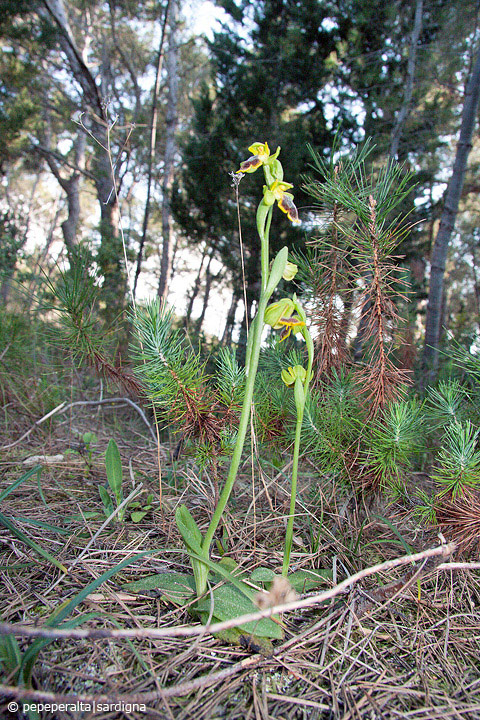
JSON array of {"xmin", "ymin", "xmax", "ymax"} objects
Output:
[
  {"xmin": 2, "ymin": 138, "xmax": 480, "ymax": 720},
  {"xmin": 2, "ymin": 1, "xmax": 480, "ymax": 718}
]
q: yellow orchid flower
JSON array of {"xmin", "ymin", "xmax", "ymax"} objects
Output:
[
  {"xmin": 237, "ymin": 142, "xmax": 271, "ymax": 174},
  {"xmin": 264, "ymin": 298, "xmax": 295, "ymax": 328},
  {"xmin": 263, "ymin": 180, "xmax": 300, "ymax": 224},
  {"xmin": 264, "ymin": 298, "xmax": 305, "ymax": 342},
  {"xmin": 277, "ymin": 314, "xmax": 306, "ymax": 342}
]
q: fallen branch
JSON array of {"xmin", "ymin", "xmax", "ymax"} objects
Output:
[
  {"xmin": 0, "ymin": 541, "xmax": 456, "ymax": 643},
  {"xmin": 0, "ymin": 656, "xmax": 263, "ymax": 705},
  {"xmin": 1, "ymin": 398, "xmax": 156, "ymax": 450}
]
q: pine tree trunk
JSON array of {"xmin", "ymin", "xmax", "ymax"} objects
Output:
[
  {"xmin": 422, "ymin": 48, "xmax": 480, "ymax": 383},
  {"xmin": 196, "ymin": 254, "xmax": 214, "ymax": 331},
  {"xmin": 388, "ymin": 0, "xmax": 423, "ymax": 164},
  {"xmin": 222, "ymin": 290, "xmax": 240, "ymax": 345},
  {"xmin": 184, "ymin": 245, "xmax": 208, "ymax": 326},
  {"xmin": 133, "ymin": 0, "xmax": 171, "ymax": 297},
  {"xmin": 157, "ymin": 0, "xmax": 179, "ymax": 300}
]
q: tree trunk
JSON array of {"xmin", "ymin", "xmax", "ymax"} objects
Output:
[
  {"xmin": 196, "ymin": 254, "xmax": 214, "ymax": 332},
  {"xmin": 157, "ymin": 0, "xmax": 179, "ymax": 300},
  {"xmin": 222, "ymin": 290, "xmax": 240, "ymax": 345},
  {"xmin": 184, "ymin": 245, "xmax": 208, "ymax": 326},
  {"xmin": 133, "ymin": 0, "xmax": 171, "ymax": 298},
  {"xmin": 422, "ymin": 48, "xmax": 480, "ymax": 382},
  {"xmin": 40, "ymin": 131, "xmax": 86, "ymax": 260},
  {"xmin": 388, "ymin": 0, "xmax": 423, "ymax": 164},
  {"xmin": 42, "ymin": 0, "xmax": 127, "ymax": 321}
]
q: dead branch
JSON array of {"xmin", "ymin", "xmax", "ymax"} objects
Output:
[
  {"xmin": 0, "ymin": 541, "xmax": 456, "ymax": 643},
  {"xmin": 1, "ymin": 398, "xmax": 156, "ymax": 450}
]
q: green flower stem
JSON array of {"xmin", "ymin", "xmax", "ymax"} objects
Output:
[
  {"xmin": 282, "ymin": 313, "xmax": 313, "ymax": 577},
  {"xmin": 282, "ymin": 387, "xmax": 305, "ymax": 577},
  {"xmin": 201, "ymin": 291, "xmax": 270, "ymax": 563},
  {"xmin": 201, "ymin": 203, "xmax": 275, "ymax": 582},
  {"xmin": 256, "ymin": 203, "xmax": 273, "ymax": 292},
  {"xmin": 245, "ymin": 204, "xmax": 273, "ymax": 375}
]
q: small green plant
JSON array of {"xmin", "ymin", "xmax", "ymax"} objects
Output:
[
  {"xmin": 433, "ymin": 420, "xmax": 480, "ymax": 498},
  {"xmin": 82, "ymin": 431, "xmax": 98, "ymax": 463},
  {"xmin": 0, "ymin": 618, "xmax": 21, "ymax": 683},
  {"xmin": 99, "ymin": 439, "xmax": 126, "ymax": 520},
  {"xmin": 66, "ymin": 431, "xmax": 99, "ymax": 470},
  {"xmin": 128, "ymin": 493, "xmax": 154, "ymax": 523}
]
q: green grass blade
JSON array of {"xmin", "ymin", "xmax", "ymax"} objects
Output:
[
  {"xmin": 10, "ymin": 517, "xmax": 69, "ymax": 535},
  {"xmin": 373, "ymin": 514, "xmax": 413, "ymax": 555},
  {"xmin": 0, "ymin": 511, "xmax": 68, "ymax": 573},
  {"xmin": 0, "ymin": 466, "xmax": 42, "ymax": 504},
  {"xmin": 19, "ymin": 549, "xmax": 156, "ymax": 684}
]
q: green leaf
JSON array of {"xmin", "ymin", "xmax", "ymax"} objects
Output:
[
  {"xmin": 175, "ymin": 505, "xmax": 204, "ymax": 554},
  {"xmin": 83, "ymin": 432, "xmax": 97, "ymax": 446},
  {"xmin": 249, "ymin": 567, "xmax": 276, "ymax": 584},
  {"xmin": 0, "ymin": 632, "xmax": 21, "ymax": 673},
  {"xmin": 217, "ymin": 556, "xmax": 239, "ymax": 574},
  {"xmin": 0, "ymin": 465, "xmax": 42, "ymax": 504},
  {"xmin": 123, "ymin": 572, "xmax": 196, "ymax": 605},
  {"xmin": 197, "ymin": 623, "xmax": 274, "ymax": 656},
  {"xmin": 195, "ymin": 584, "xmax": 283, "ymax": 639},
  {"xmin": 130, "ymin": 510, "xmax": 148, "ymax": 523},
  {"xmin": 266, "ymin": 246, "xmax": 289, "ymax": 296},
  {"xmin": 105, "ymin": 439, "xmax": 123, "ymax": 503},
  {"xmin": 373, "ymin": 515, "xmax": 413, "ymax": 554},
  {"xmin": 188, "ymin": 552, "xmax": 254, "ymax": 601},
  {"xmin": 288, "ymin": 569, "xmax": 332, "ymax": 592},
  {"xmin": 98, "ymin": 485, "xmax": 113, "ymax": 516}
]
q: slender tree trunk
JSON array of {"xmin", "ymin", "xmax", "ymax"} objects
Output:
[
  {"xmin": 42, "ymin": 0, "xmax": 128, "ymax": 322},
  {"xmin": 184, "ymin": 245, "xmax": 208, "ymax": 326},
  {"xmin": 388, "ymin": 0, "xmax": 423, "ymax": 164},
  {"xmin": 133, "ymin": 0, "xmax": 171, "ymax": 298},
  {"xmin": 196, "ymin": 254, "xmax": 214, "ymax": 332},
  {"xmin": 40, "ymin": 131, "xmax": 86, "ymax": 260},
  {"xmin": 158, "ymin": 0, "xmax": 179, "ymax": 300},
  {"xmin": 422, "ymin": 48, "xmax": 480, "ymax": 382},
  {"xmin": 222, "ymin": 290, "xmax": 240, "ymax": 345}
]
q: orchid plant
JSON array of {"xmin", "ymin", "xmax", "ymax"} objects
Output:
[
  {"xmin": 129, "ymin": 143, "xmax": 319, "ymax": 645},
  {"xmin": 175, "ymin": 141, "xmax": 308, "ymax": 597}
]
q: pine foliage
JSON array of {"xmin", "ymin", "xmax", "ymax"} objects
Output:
[
  {"xmin": 300, "ymin": 139, "xmax": 414, "ymax": 414},
  {"xmin": 132, "ymin": 299, "xmax": 244, "ymax": 451}
]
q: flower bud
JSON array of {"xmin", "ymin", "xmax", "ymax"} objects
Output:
[
  {"xmin": 264, "ymin": 298, "xmax": 295, "ymax": 329},
  {"xmin": 281, "ymin": 365, "xmax": 307, "ymax": 386},
  {"xmin": 283, "ymin": 261, "xmax": 298, "ymax": 281}
]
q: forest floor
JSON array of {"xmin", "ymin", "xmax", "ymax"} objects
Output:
[{"xmin": 1, "ymin": 392, "xmax": 480, "ymax": 720}]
